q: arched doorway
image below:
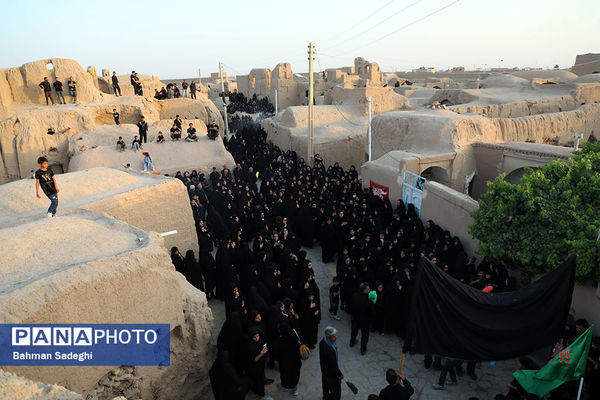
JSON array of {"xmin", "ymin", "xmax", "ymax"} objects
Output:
[
  {"xmin": 421, "ymin": 166, "xmax": 450, "ymax": 185},
  {"xmin": 504, "ymin": 167, "xmax": 537, "ymax": 184}
]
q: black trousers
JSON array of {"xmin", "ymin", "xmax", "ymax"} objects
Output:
[
  {"xmin": 191, "ymin": 90, "xmax": 196, "ymax": 99},
  {"xmin": 44, "ymin": 91, "xmax": 54, "ymax": 105},
  {"xmin": 329, "ymin": 300, "xmax": 339, "ymax": 315},
  {"xmin": 113, "ymin": 84, "xmax": 121, "ymax": 96},
  {"xmin": 322, "ymin": 376, "xmax": 341, "ymax": 400},
  {"xmin": 139, "ymin": 131, "xmax": 147, "ymax": 143},
  {"xmin": 438, "ymin": 359, "xmax": 458, "ymax": 386},
  {"xmin": 424, "ymin": 354, "xmax": 442, "ymax": 369},
  {"xmin": 114, "ymin": 117, "xmax": 120, "ymax": 125},
  {"xmin": 457, "ymin": 360, "xmax": 476, "ymax": 374},
  {"xmin": 350, "ymin": 319, "xmax": 370, "ymax": 352}
]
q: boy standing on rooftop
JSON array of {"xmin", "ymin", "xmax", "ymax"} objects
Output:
[{"xmin": 35, "ymin": 156, "xmax": 59, "ymax": 218}]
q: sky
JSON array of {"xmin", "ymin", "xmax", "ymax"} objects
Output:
[{"xmin": 1, "ymin": 0, "xmax": 598, "ymax": 79}]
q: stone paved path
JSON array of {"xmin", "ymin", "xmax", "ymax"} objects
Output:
[{"xmin": 208, "ymin": 244, "xmax": 517, "ymax": 400}]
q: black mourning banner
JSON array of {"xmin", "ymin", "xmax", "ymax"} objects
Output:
[{"xmin": 404, "ymin": 255, "xmax": 577, "ymax": 361}]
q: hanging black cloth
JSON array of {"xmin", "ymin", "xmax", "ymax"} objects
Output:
[{"xmin": 403, "ymin": 255, "xmax": 577, "ymax": 361}]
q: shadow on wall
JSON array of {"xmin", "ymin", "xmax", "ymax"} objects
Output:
[
  {"xmin": 93, "ymin": 108, "xmax": 142, "ymax": 125},
  {"xmin": 504, "ymin": 166, "xmax": 538, "ymax": 184},
  {"xmin": 421, "ymin": 166, "xmax": 450, "ymax": 185}
]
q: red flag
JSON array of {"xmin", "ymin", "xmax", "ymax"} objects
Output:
[{"xmin": 370, "ymin": 181, "xmax": 389, "ymax": 199}]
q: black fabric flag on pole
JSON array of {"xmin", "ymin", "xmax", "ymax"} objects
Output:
[{"xmin": 404, "ymin": 255, "xmax": 577, "ymax": 361}]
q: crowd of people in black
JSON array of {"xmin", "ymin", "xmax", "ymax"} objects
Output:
[
  {"xmin": 226, "ymin": 92, "xmax": 275, "ymax": 115},
  {"xmin": 154, "ymin": 80, "xmax": 200, "ymax": 100},
  {"xmin": 167, "ymin": 122, "xmax": 598, "ymax": 400}
]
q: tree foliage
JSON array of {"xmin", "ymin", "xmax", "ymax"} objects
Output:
[{"xmin": 470, "ymin": 142, "xmax": 600, "ymax": 285}]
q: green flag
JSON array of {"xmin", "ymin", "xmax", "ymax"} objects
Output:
[{"xmin": 513, "ymin": 325, "xmax": 593, "ymax": 397}]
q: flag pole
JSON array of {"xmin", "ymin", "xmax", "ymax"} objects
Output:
[
  {"xmin": 398, "ymin": 353, "xmax": 406, "ymax": 375},
  {"xmin": 576, "ymin": 376, "xmax": 584, "ymax": 400}
]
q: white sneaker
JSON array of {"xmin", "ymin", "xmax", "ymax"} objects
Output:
[
  {"xmin": 46, "ymin": 213, "xmax": 52, "ymax": 218},
  {"xmin": 262, "ymin": 396, "xmax": 274, "ymax": 400},
  {"xmin": 292, "ymin": 387, "xmax": 299, "ymax": 396}
]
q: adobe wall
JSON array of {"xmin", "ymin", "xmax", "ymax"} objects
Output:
[
  {"xmin": 262, "ymin": 105, "xmax": 368, "ymax": 168},
  {"xmin": 0, "ymin": 58, "xmax": 226, "ymax": 185},
  {"xmin": 571, "ymin": 54, "xmax": 600, "ymax": 76},
  {"xmin": 0, "ymin": 168, "xmax": 198, "ymax": 254},
  {"xmin": 419, "ymin": 181, "xmax": 479, "ymax": 256},
  {"xmin": 328, "ymin": 86, "xmax": 409, "ymax": 115},
  {"xmin": 0, "ymin": 59, "xmax": 105, "ymax": 107},
  {"xmin": 0, "ymin": 96, "xmax": 223, "ymax": 184},
  {"xmin": 571, "ymin": 285, "xmax": 600, "ymax": 334},
  {"xmin": 83, "ymin": 178, "xmax": 200, "ymax": 254},
  {"xmin": 471, "ymin": 144, "xmax": 504, "ymax": 199},
  {"xmin": 69, "ymin": 137, "xmax": 236, "ymax": 183},
  {"xmin": 359, "ymin": 153, "xmax": 405, "ymax": 203},
  {"xmin": 0, "ymin": 211, "xmax": 213, "ymax": 399},
  {"xmin": 100, "ymin": 74, "xmax": 164, "ymax": 97}
]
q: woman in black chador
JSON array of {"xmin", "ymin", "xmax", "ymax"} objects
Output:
[
  {"xmin": 276, "ymin": 322, "xmax": 302, "ymax": 394},
  {"xmin": 298, "ymin": 289, "xmax": 320, "ymax": 348}
]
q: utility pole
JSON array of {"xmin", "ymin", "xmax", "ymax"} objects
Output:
[
  {"xmin": 308, "ymin": 42, "xmax": 314, "ymax": 165},
  {"xmin": 274, "ymin": 89, "xmax": 278, "ymax": 115},
  {"xmin": 219, "ymin": 62, "xmax": 229, "ymax": 137},
  {"xmin": 367, "ymin": 96, "xmax": 372, "ymax": 161}
]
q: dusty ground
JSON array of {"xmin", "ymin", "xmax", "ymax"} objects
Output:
[
  {"xmin": 0, "ymin": 369, "xmax": 81, "ymax": 400},
  {"xmin": 209, "ymin": 244, "xmax": 520, "ymax": 400}
]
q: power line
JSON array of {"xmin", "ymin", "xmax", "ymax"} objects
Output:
[
  {"xmin": 324, "ymin": 0, "xmax": 424, "ymax": 51},
  {"xmin": 571, "ymin": 58, "xmax": 600, "ymax": 68},
  {"xmin": 220, "ymin": 62, "xmax": 242, "ymax": 75},
  {"xmin": 322, "ymin": 0, "xmax": 398, "ymax": 48},
  {"xmin": 332, "ymin": 0, "xmax": 461, "ymax": 57}
]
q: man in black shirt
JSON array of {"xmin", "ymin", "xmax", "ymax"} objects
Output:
[
  {"xmin": 319, "ymin": 327, "xmax": 344, "ymax": 400},
  {"xmin": 116, "ymin": 136, "xmax": 126, "ymax": 151},
  {"xmin": 170, "ymin": 123, "xmax": 182, "ymax": 140},
  {"xmin": 38, "ymin": 77, "xmax": 54, "ymax": 105},
  {"xmin": 130, "ymin": 71, "xmax": 137, "ymax": 94},
  {"xmin": 182, "ymin": 80, "xmax": 189, "ymax": 98},
  {"xmin": 112, "ymin": 72, "xmax": 121, "ymax": 96},
  {"xmin": 186, "ymin": 123, "xmax": 198, "ymax": 141},
  {"xmin": 137, "ymin": 115, "xmax": 148, "ymax": 143},
  {"xmin": 131, "ymin": 135, "xmax": 142, "ymax": 152},
  {"xmin": 207, "ymin": 120, "xmax": 219, "ymax": 140},
  {"xmin": 190, "ymin": 81, "xmax": 197, "ymax": 99},
  {"xmin": 67, "ymin": 77, "xmax": 77, "ymax": 103},
  {"xmin": 174, "ymin": 115, "xmax": 182, "ymax": 130},
  {"xmin": 134, "ymin": 72, "xmax": 143, "ymax": 95},
  {"xmin": 113, "ymin": 108, "xmax": 120, "ymax": 125},
  {"xmin": 349, "ymin": 282, "xmax": 375, "ymax": 355},
  {"xmin": 53, "ymin": 78, "xmax": 65, "ymax": 104},
  {"xmin": 35, "ymin": 156, "xmax": 59, "ymax": 217},
  {"xmin": 378, "ymin": 369, "xmax": 414, "ymax": 400}
]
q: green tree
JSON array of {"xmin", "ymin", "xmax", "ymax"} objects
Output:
[{"xmin": 470, "ymin": 142, "xmax": 600, "ymax": 284}]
